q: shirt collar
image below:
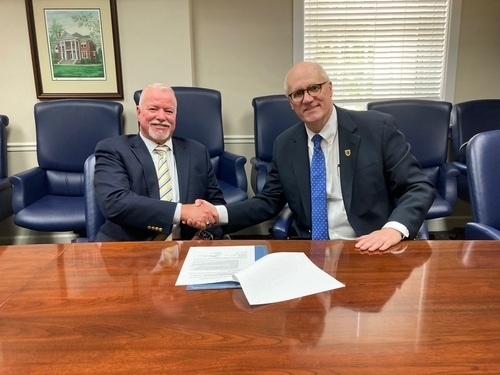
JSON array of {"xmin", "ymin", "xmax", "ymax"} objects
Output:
[{"xmin": 139, "ymin": 132, "xmax": 173, "ymax": 153}]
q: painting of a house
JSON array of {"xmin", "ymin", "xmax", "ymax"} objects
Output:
[
  {"xmin": 54, "ymin": 31, "xmax": 98, "ymax": 64},
  {"xmin": 45, "ymin": 9, "xmax": 106, "ymax": 80}
]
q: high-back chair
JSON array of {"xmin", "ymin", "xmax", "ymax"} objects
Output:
[
  {"xmin": 464, "ymin": 130, "xmax": 500, "ymax": 240},
  {"xmin": 450, "ymin": 99, "xmax": 500, "ymax": 202},
  {"xmin": 367, "ymin": 99, "xmax": 459, "ymax": 220},
  {"xmin": 251, "ymin": 94, "xmax": 300, "ymax": 194},
  {"xmin": 9, "ymin": 99, "xmax": 123, "ymax": 235},
  {"xmin": 134, "ymin": 87, "xmax": 248, "ymax": 203},
  {"xmin": 0, "ymin": 114, "xmax": 13, "ymax": 223}
]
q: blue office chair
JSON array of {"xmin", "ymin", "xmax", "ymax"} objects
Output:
[
  {"xmin": 464, "ymin": 130, "xmax": 500, "ymax": 240},
  {"xmin": 9, "ymin": 99, "xmax": 123, "ymax": 235},
  {"xmin": 450, "ymin": 99, "xmax": 500, "ymax": 202},
  {"xmin": 251, "ymin": 94, "xmax": 300, "ymax": 194},
  {"xmin": 134, "ymin": 87, "xmax": 248, "ymax": 204},
  {"xmin": 367, "ymin": 99, "xmax": 459, "ymax": 220},
  {"xmin": 0, "ymin": 114, "xmax": 13, "ymax": 223}
]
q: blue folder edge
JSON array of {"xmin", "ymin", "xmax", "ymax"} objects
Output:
[{"xmin": 186, "ymin": 245, "xmax": 268, "ymax": 290}]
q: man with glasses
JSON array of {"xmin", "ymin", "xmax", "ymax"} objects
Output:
[{"xmin": 193, "ymin": 61, "xmax": 435, "ymax": 251}]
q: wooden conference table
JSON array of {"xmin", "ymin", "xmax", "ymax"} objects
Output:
[{"xmin": 0, "ymin": 239, "xmax": 499, "ymax": 374}]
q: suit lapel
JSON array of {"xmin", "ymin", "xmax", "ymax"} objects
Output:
[
  {"xmin": 130, "ymin": 135, "xmax": 160, "ymax": 199},
  {"xmin": 336, "ymin": 106, "xmax": 360, "ymax": 213},
  {"xmin": 290, "ymin": 125, "xmax": 312, "ymax": 224}
]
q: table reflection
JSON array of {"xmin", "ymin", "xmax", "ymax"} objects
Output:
[
  {"xmin": 140, "ymin": 240, "xmax": 431, "ymax": 348},
  {"xmin": 457, "ymin": 241, "xmax": 500, "ymax": 267}
]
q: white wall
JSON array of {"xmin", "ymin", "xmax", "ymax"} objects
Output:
[{"xmin": 454, "ymin": 0, "xmax": 500, "ymax": 102}]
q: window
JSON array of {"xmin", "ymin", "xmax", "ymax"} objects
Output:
[{"xmin": 295, "ymin": 0, "xmax": 459, "ymax": 108}]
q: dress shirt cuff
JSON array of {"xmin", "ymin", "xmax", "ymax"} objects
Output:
[
  {"xmin": 172, "ymin": 203, "xmax": 181, "ymax": 224},
  {"xmin": 383, "ymin": 221, "xmax": 409, "ymax": 239},
  {"xmin": 216, "ymin": 205, "xmax": 229, "ymax": 225}
]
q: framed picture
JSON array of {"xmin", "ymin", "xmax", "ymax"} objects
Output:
[{"xmin": 25, "ymin": 0, "xmax": 123, "ymax": 99}]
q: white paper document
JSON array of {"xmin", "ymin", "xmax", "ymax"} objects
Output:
[
  {"xmin": 233, "ymin": 252, "xmax": 345, "ymax": 305},
  {"xmin": 175, "ymin": 246, "xmax": 256, "ymax": 286}
]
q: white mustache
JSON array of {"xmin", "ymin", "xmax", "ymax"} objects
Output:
[{"xmin": 150, "ymin": 121, "xmax": 171, "ymax": 127}]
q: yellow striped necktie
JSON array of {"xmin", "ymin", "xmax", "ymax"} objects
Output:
[{"xmin": 154, "ymin": 145, "xmax": 173, "ymax": 201}]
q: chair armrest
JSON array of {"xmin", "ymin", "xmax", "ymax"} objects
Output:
[
  {"xmin": 272, "ymin": 205, "xmax": 294, "ymax": 239},
  {"xmin": 9, "ymin": 167, "xmax": 48, "ymax": 213},
  {"xmin": 452, "ymin": 161, "xmax": 467, "ymax": 174},
  {"xmin": 437, "ymin": 162, "xmax": 459, "ymax": 206},
  {"xmin": 250, "ymin": 158, "xmax": 271, "ymax": 194},
  {"xmin": 219, "ymin": 151, "xmax": 248, "ymax": 192},
  {"xmin": 465, "ymin": 222, "xmax": 500, "ymax": 240},
  {"xmin": 250, "ymin": 158, "xmax": 271, "ymax": 173}
]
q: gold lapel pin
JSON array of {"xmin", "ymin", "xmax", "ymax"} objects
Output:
[{"xmin": 345, "ymin": 149, "xmax": 351, "ymax": 157}]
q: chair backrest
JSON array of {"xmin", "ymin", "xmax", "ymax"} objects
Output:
[
  {"xmin": 450, "ymin": 99, "xmax": 500, "ymax": 164},
  {"xmin": 34, "ymin": 99, "xmax": 123, "ymax": 195},
  {"xmin": 367, "ymin": 99, "xmax": 452, "ymax": 186},
  {"xmin": 252, "ymin": 94, "xmax": 300, "ymax": 162},
  {"xmin": 36, "ymin": 99, "xmax": 123, "ymax": 172},
  {"xmin": 83, "ymin": 154, "xmax": 104, "ymax": 242},
  {"xmin": 466, "ymin": 129, "xmax": 500, "ymax": 229},
  {"xmin": 0, "ymin": 114, "xmax": 9, "ymax": 179}
]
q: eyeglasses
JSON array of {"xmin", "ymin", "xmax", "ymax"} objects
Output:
[{"xmin": 287, "ymin": 81, "xmax": 329, "ymax": 103}]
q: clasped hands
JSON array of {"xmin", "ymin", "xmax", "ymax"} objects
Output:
[{"xmin": 181, "ymin": 199, "xmax": 218, "ymax": 230}]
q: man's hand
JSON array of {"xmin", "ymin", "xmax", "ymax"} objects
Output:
[
  {"xmin": 354, "ymin": 228, "xmax": 404, "ymax": 251},
  {"xmin": 181, "ymin": 199, "xmax": 218, "ymax": 230}
]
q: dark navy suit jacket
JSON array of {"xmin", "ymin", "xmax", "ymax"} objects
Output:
[
  {"xmin": 94, "ymin": 134, "xmax": 225, "ymax": 241},
  {"xmin": 226, "ymin": 105, "xmax": 435, "ymax": 239}
]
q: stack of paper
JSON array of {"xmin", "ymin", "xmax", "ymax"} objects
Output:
[{"xmin": 175, "ymin": 246, "xmax": 344, "ymax": 305}]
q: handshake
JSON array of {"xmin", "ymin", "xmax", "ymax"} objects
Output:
[{"xmin": 181, "ymin": 199, "xmax": 219, "ymax": 230}]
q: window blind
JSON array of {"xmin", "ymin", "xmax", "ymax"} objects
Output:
[{"xmin": 304, "ymin": 0, "xmax": 450, "ymax": 104}]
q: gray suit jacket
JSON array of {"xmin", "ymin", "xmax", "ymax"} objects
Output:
[
  {"xmin": 94, "ymin": 134, "xmax": 225, "ymax": 241},
  {"xmin": 226, "ymin": 105, "xmax": 435, "ymax": 239}
]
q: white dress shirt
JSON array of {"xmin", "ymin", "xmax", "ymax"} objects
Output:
[{"xmin": 306, "ymin": 109, "xmax": 357, "ymax": 239}]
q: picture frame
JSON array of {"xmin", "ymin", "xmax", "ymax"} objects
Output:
[{"xmin": 25, "ymin": 0, "xmax": 123, "ymax": 99}]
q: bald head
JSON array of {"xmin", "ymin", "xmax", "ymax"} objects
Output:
[
  {"xmin": 283, "ymin": 61, "xmax": 333, "ymax": 132},
  {"xmin": 284, "ymin": 61, "xmax": 330, "ymax": 94}
]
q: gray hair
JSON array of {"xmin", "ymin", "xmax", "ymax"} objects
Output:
[{"xmin": 138, "ymin": 83, "xmax": 175, "ymax": 107}]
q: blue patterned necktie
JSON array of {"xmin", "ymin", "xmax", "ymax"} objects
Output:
[{"xmin": 310, "ymin": 134, "xmax": 329, "ymax": 240}]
